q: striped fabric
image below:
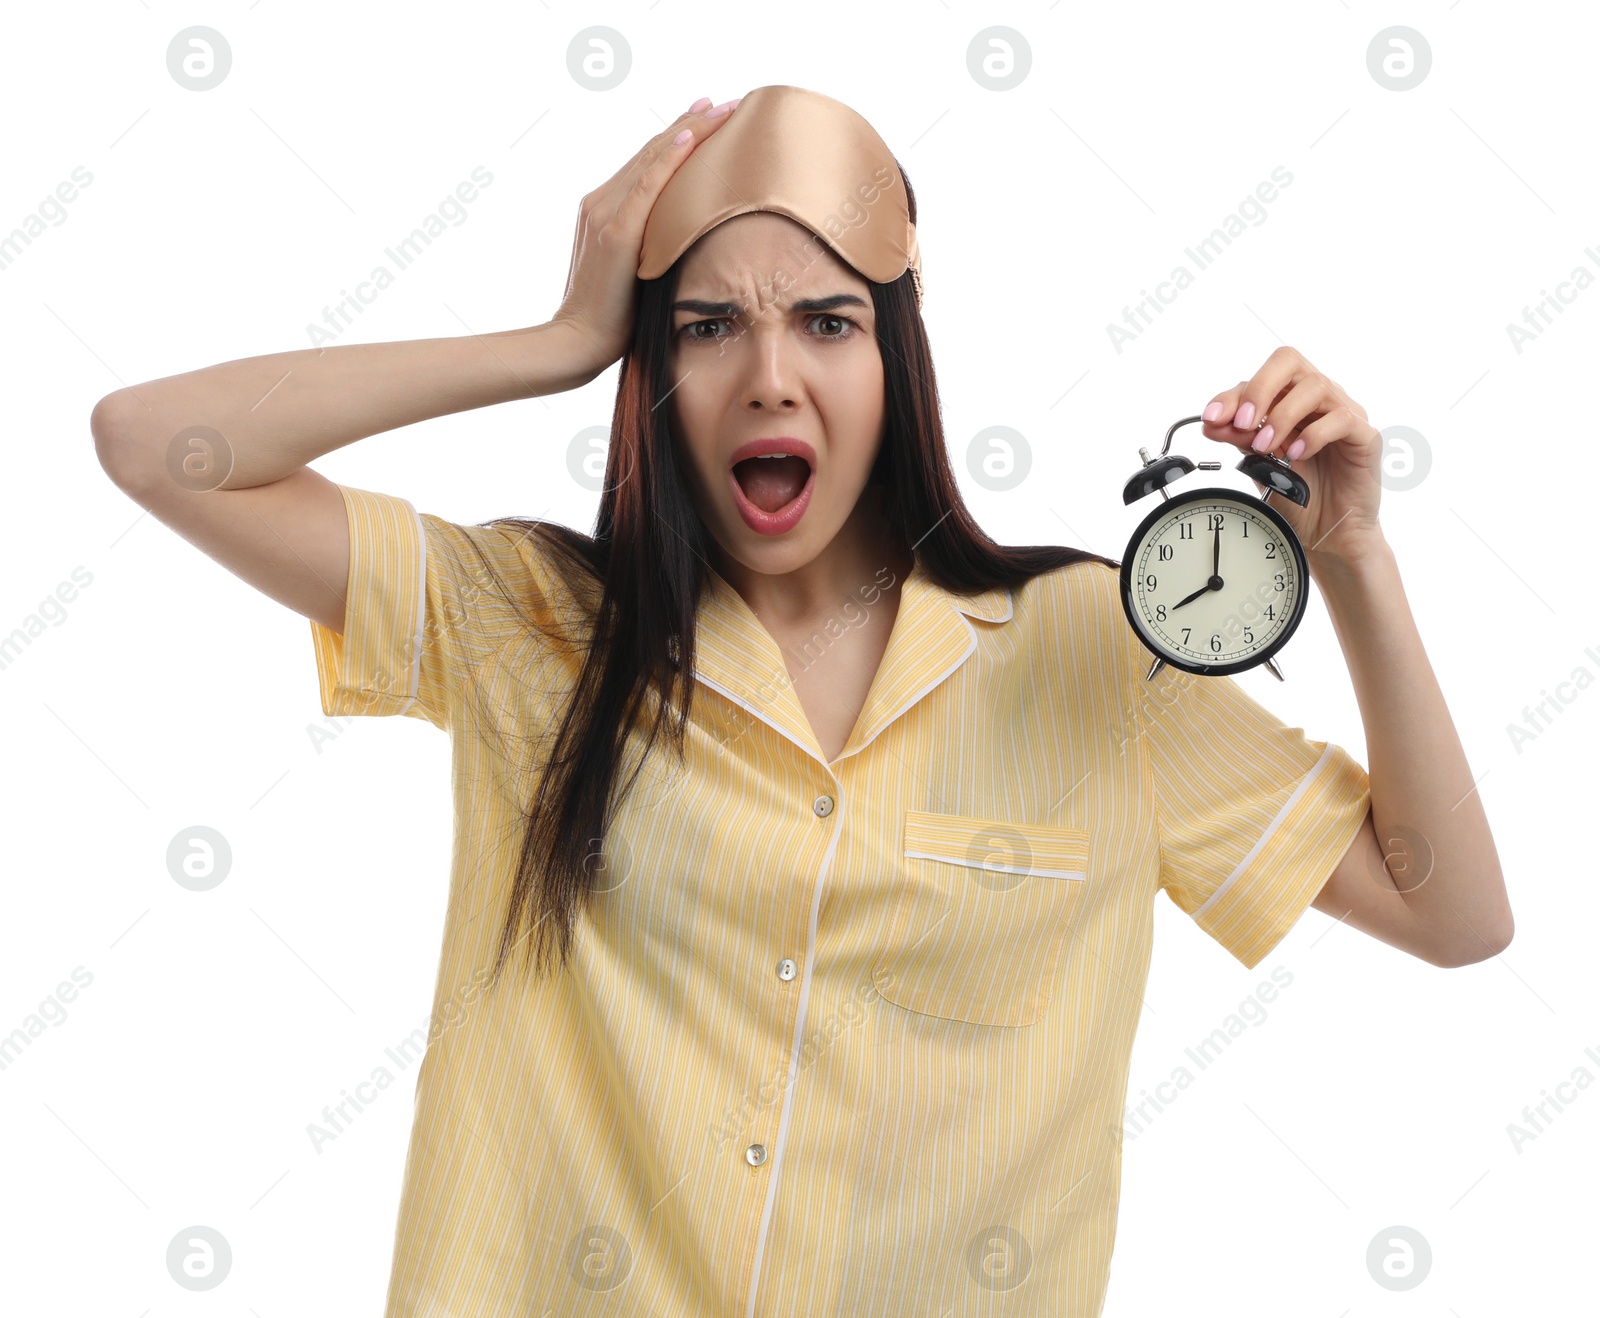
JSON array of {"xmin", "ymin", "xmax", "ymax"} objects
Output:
[{"xmin": 310, "ymin": 482, "xmax": 1372, "ymax": 1318}]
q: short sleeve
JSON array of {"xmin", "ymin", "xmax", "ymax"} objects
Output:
[
  {"xmin": 309, "ymin": 483, "xmax": 566, "ymax": 732},
  {"xmin": 1131, "ymin": 657, "xmax": 1372, "ymax": 969}
]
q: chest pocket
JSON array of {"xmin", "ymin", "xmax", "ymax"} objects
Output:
[{"xmin": 875, "ymin": 810, "xmax": 1091, "ymax": 1028}]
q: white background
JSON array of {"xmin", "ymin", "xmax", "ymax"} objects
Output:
[{"xmin": 1, "ymin": 2, "xmax": 1591, "ymax": 1314}]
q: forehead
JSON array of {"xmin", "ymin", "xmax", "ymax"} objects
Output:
[{"xmin": 675, "ymin": 211, "xmax": 867, "ymax": 299}]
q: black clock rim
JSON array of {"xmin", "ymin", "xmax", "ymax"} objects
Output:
[{"xmin": 1118, "ymin": 485, "xmax": 1311, "ymax": 678}]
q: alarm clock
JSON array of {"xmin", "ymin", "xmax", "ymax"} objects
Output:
[{"xmin": 1119, "ymin": 414, "xmax": 1312, "ymax": 682}]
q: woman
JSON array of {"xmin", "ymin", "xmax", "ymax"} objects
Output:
[{"xmin": 93, "ymin": 85, "xmax": 1510, "ymax": 1318}]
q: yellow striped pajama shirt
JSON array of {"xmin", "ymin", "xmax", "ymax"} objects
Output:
[{"xmin": 309, "ymin": 483, "xmax": 1371, "ymax": 1318}]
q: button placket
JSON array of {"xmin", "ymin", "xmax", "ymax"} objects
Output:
[{"xmin": 744, "ymin": 780, "xmax": 839, "ymax": 1189}]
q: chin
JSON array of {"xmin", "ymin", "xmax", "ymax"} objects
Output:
[{"xmin": 725, "ymin": 535, "xmax": 822, "ymax": 574}]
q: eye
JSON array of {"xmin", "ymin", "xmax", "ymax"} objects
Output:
[
  {"xmin": 808, "ymin": 312, "xmax": 859, "ymax": 340},
  {"xmin": 679, "ymin": 317, "xmax": 734, "ymax": 342}
]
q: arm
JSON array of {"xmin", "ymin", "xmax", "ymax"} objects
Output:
[
  {"xmin": 1200, "ymin": 346, "xmax": 1512, "ymax": 969},
  {"xmin": 92, "ymin": 322, "xmax": 598, "ymax": 632},
  {"xmin": 94, "ymin": 321, "xmax": 597, "ymax": 491},
  {"xmin": 93, "ymin": 102, "xmax": 735, "ymax": 630},
  {"xmin": 1308, "ymin": 537, "xmax": 1512, "ymax": 966}
]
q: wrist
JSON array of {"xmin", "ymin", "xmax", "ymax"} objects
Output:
[
  {"xmin": 1309, "ymin": 527, "xmax": 1392, "ymax": 579},
  {"xmin": 1309, "ymin": 532, "xmax": 1398, "ymax": 610},
  {"xmin": 539, "ymin": 317, "xmax": 610, "ymax": 392},
  {"xmin": 490, "ymin": 320, "xmax": 602, "ymax": 399}
]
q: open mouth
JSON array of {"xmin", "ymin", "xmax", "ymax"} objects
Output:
[
  {"xmin": 727, "ymin": 451, "xmax": 817, "ymax": 536},
  {"xmin": 730, "ymin": 454, "xmax": 813, "ymax": 513}
]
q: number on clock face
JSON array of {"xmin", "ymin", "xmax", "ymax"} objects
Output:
[{"xmin": 1133, "ymin": 502, "xmax": 1300, "ymax": 663}]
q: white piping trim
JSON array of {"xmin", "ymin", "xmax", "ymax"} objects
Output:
[
  {"xmin": 832, "ymin": 614, "xmax": 979, "ymax": 767},
  {"xmin": 399, "ymin": 501, "xmax": 427, "ymax": 718},
  {"xmin": 692, "ymin": 673, "xmax": 818, "ymax": 765},
  {"xmin": 902, "ymin": 850, "xmax": 1086, "ymax": 881},
  {"xmin": 744, "ymin": 770, "xmax": 844, "ymax": 1318},
  {"xmin": 1193, "ymin": 742, "xmax": 1337, "ymax": 919}
]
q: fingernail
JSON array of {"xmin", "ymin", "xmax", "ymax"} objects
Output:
[
  {"xmin": 1286, "ymin": 438, "xmax": 1306, "ymax": 460},
  {"xmin": 729, "ymin": 97, "xmax": 743, "ymax": 110},
  {"xmin": 672, "ymin": 128, "xmax": 693, "ymax": 146},
  {"xmin": 1233, "ymin": 400, "xmax": 1255, "ymax": 429},
  {"xmin": 1251, "ymin": 425, "xmax": 1274, "ymax": 452},
  {"xmin": 688, "ymin": 96, "xmax": 712, "ymax": 114},
  {"xmin": 705, "ymin": 100, "xmax": 734, "ymax": 118},
  {"xmin": 1202, "ymin": 400, "xmax": 1223, "ymax": 423}
]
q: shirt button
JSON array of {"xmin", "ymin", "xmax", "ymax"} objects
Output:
[
  {"xmin": 813, "ymin": 794, "xmax": 835, "ymax": 817},
  {"xmin": 745, "ymin": 1143, "xmax": 768, "ymax": 1167},
  {"xmin": 777, "ymin": 958, "xmax": 797, "ymax": 981}
]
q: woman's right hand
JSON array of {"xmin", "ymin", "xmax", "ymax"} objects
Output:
[{"xmin": 550, "ymin": 95, "xmax": 743, "ymax": 379}]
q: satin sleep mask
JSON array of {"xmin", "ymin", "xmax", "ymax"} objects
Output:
[{"xmin": 637, "ymin": 83, "xmax": 923, "ymax": 309}]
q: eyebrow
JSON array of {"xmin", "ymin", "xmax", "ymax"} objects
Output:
[{"xmin": 670, "ymin": 293, "xmax": 870, "ymax": 317}]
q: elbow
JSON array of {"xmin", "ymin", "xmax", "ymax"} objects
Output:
[
  {"xmin": 1432, "ymin": 916, "xmax": 1514, "ymax": 969},
  {"xmin": 91, "ymin": 389, "xmax": 151, "ymax": 490}
]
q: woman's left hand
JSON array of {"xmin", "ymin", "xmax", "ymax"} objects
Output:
[{"xmin": 1198, "ymin": 345, "xmax": 1384, "ymax": 565}]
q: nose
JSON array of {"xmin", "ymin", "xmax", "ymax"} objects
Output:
[{"xmin": 738, "ymin": 321, "xmax": 803, "ymax": 412}]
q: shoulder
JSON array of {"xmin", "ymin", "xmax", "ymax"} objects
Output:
[
  {"xmin": 418, "ymin": 511, "xmax": 602, "ymax": 646},
  {"xmin": 1012, "ymin": 556, "xmax": 1125, "ymax": 630},
  {"xmin": 921, "ymin": 551, "xmax": 1126, "ymax": 648},
  {"xmin": 1003, "ymin": 556, "xmax": 1141, "ymax": 684}
]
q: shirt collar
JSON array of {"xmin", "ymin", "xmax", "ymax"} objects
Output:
[{"xmin": 690, "ymin": 552, "xmax": 1013, "ymax": 767}]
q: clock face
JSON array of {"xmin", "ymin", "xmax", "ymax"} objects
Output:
[{"xmin": 1119, "ymin": 489, "xmax": 1309, "ymax": 676}]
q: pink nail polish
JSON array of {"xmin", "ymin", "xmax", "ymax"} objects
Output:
[
  {"xmin": 1251, "ymin": 428, "xmax": 1272, "ymax": 452},
  {"xmin": 687, "ymin": 96, "xmax": 712, "ymax": 114},
  {"xmin": 672, "ymin": 128, "xmax": 693, "ymax": 145},
  {"xmin": 705, "ymin": 100, "xmax": 734, "ymax": 119},
  {"xmin": 1234, "ymin": 401, "xmax": 1255, "ymax": 429},
  {"xmin": 1202, "ymin": 400, "xmax": 1223, "ymax": 423},
  {"xmin": 1286, "ymin": 438, "xmax": 1306, "ymax": 460}
]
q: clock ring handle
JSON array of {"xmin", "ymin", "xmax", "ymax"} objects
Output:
[
  {"xmin": 1158, "ymin": 412, "xmax": 1312, "ymax": 510},
  {"xmin": 1157, "ymin": 414, "xmax": 1206, "ymax": 457}
]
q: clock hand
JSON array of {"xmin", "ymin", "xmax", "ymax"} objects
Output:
[{"xmin": 1172, "ymin": 531, "xmax": 1226, "ymax": 610}]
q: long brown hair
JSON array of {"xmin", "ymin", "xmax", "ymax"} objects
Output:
[{"xmin": 468, "ymin": 165, "xmax": 1121, "ymax": 986}]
